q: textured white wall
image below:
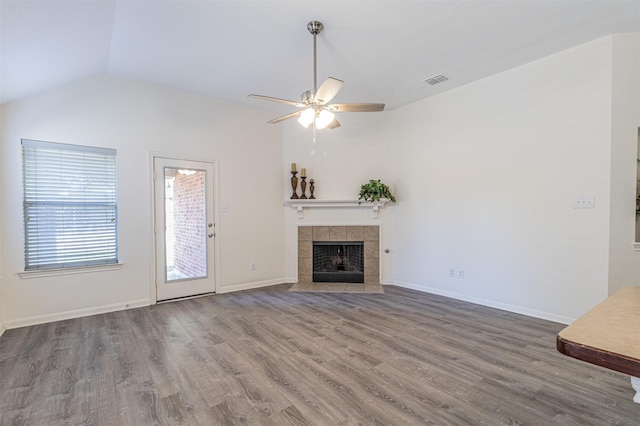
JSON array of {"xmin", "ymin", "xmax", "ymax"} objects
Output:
[
  {"xmin": 0, "ymin": 285, "xmax": 4, "ymax": 336},
  {"xmin": 283, "ymin": 35, "xmax": 640, "ymax": 323},
  {"xmin": 389, "ymin": 36, "xmax": 618, "ymax": 323},
  {"xmin": 608, "ymin": 34, "xmax": 640, "ymax": 295},
  {"xmin": 0, "ymin": 125, "xmax": 4, "ymax": 334},
  {"xmin": 281, "ymin": 111, "xmax": 394, "ymax": 283},
  {"xmin": 0, "ymin": 75, "xmax": 286, "ymax": 327},
  {"xmin": 1, "ymin": 34, "xmax": 638, "ymax": 329}
]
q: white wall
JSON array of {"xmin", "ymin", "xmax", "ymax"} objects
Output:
[
  {"xmin": 281, "ymin": 111, "xmax": 394, "ymax": 282},
  {"xmin": 389, "ymin": 36, "xmax": 619, "ymax": 323},
  {"xmin": 0, "ymin": 126, "xmax": 4, "ymax": 336},
  {"xmin": 0, "ymin": 284, "xmax": 5, "ymax": 336},
  {"xmin": 0, "ymin": 75, "xmax": 286, "ymax": 327},
  {"xmin": 283, "ymin": 34, "xmax": 640, "ymax": 322},
  {"xmin": 2, "ymin": 35, "xmax": 638, "ymax": 330},
  {"xmin": 608, "ymin": 34, "xmax": 640, "ymax": 295}
]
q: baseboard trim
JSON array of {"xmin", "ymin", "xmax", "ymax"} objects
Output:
[
  {"xmin": 3, "ymin": 278, "xmax": 294, "ymax": 329},
  {"xmin": 390, "ymin": 280, "xmax": 575, "ymax": 325},
  {"xmin": 217, "ymin": 278, "xmax": 291, "ymax": 294},
  {"xmin": 4, "ymin": 299, "xmax": 150, "ymax": 330}
]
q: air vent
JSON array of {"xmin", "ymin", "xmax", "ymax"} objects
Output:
[{"xmin": 425, "ymin": 74, "xmax": 449, "ymax": 85}]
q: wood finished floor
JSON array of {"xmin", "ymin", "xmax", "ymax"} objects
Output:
[{"xmin": 1, "ymin": 284, "xmax": 638, "ymax": 425}]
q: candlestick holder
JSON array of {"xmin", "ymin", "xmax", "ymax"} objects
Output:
[
  {"xmin": 290, "ymin": 171, "xmax": 299, "ymax": 199},
  {"xmin": 300, "ymin": 177, "xmax": 307, "ymax": 199},
  {"xmin": 309, "ymin": 179, "xmax": 315, "ymax": 199}
]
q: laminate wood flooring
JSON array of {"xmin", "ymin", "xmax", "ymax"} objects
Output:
[{"xmin": 1, "ymin": 284, "xmax": 638, "ymax": 425}]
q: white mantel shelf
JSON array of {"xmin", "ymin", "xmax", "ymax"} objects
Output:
[{"xmin": 285, "ymin": 199, "xmax": 391, "ymax": 219}]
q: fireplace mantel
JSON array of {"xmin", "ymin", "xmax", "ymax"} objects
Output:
[{"xmin": 286, "ymin": 199, "xmax": 390, "ymax": 219}]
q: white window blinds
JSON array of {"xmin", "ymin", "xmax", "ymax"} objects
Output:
[{"xmin": 22, "ymin": 139, "xmax": 118, "ymax": 270}]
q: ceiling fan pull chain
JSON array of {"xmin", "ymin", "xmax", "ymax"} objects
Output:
[{"xmin": 313, "ymin": 121, "xmax": 317, "ymax": 145}]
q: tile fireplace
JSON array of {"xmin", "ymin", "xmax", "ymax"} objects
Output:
[{"xmin": 298, "ymin": 226, "xmax": 379, "ymax": 284}]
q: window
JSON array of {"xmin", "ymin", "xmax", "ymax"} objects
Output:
[{"xmin": 22, "ymin": 139, "xmax": 118, "ymax": 270}]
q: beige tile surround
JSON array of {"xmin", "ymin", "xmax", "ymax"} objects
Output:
[{"xmin": 298, "ymin": 226, "xmax": 379, "ymax": 284}]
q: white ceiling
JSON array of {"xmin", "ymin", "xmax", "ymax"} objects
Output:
[{"xmin": 1, "ymin": 0, "xmax": 639, "ymax": 113}]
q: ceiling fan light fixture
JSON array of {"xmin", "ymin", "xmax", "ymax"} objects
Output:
[
  {"xmin": 297, "ymin": 108, "xmax": 315, "ymax": 128},
  {"xmin": 315, "ymin": 109, "xmax": 335, "ymax": 129}
]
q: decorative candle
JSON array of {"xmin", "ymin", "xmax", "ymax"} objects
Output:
[
  {"xmin": 309, "ymin": 178, "xmax": 315, "ymax": 199},
  {"xmin": 301, "ymin": 168, "xmax": 306, "ymax": 177},
  {"xmin": 291, "ymin": 163, "xmax": 297, "ymax": 172}
]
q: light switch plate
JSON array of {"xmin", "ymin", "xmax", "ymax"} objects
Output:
[{"xmin": 573, "ymin": 196, "xmax": 595, "ymax": 209}]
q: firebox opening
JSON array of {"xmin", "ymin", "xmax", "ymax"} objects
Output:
[{"xmin": 313, "ymin": 241, "xmax": 364, "ymax": 283}]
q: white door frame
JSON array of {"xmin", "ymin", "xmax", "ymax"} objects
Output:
[{"xmin": 148, "ymin": 152, "xmax": 220, "ymax": 304}]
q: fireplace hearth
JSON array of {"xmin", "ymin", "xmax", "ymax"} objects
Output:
[{"xmin": 313, "ymin": 242, "xmax": 364, "ymax": 283}]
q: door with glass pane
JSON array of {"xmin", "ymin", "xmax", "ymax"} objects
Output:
[{"xmin": 153, "ymin": 157, "xmax": 215, "ymax": 301}]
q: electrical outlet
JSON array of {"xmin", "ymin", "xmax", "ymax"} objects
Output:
[
  {"xmin": 449, "ymin": 268, "xmax": 455, "ymax": 278},
  {"xmin": 251, "ymin": 261, "xmax": 256, "ymax": 271},
  {"xmin": 457, "ymin": 269, "xmax": 464, "ymax": 279}
]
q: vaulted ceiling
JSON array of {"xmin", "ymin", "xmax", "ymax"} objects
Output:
[{"xmin": 1, "ymin": 1, "xmax": 639, "ymax": 112}]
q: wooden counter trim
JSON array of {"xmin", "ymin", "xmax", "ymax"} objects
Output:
[{"xmin": 557, "ymin": 335, "xmax": 640, "ymax": 378}]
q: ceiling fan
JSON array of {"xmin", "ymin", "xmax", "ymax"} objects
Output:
[{"xmin": 248, "ymin": 21, "xmax": 385, "ymax": 143}]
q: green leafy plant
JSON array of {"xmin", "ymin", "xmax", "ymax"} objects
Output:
[{"xmin": 358, "ymin": 179, "xmax": 396, "ymax": 203}]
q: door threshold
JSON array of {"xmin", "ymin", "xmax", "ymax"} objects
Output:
[{"xmin": 157, "ymin": 291, "xmax": 215, "ymax": 304}]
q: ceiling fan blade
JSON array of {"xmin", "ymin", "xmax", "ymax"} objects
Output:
[
  {"xmin": 314, "ymin": 77, "xmax": 344, "ymax": 104},
  {"xmin": 327, "ymin": 118, "xmax": 341, "ymax": 129},
  {"xmin": 328, "ymin": 103, "xmax": 385, "ymax": 112},
  {"xmin": 249, "ymin": 94, "xmax": 305, "ymax": 108},
  {"xmin": 267, "ymin": 111, "xmax": 301, "ymax": 124}
]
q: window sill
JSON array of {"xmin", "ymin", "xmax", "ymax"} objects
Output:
[{"xmin": 19, "ymin": 263, "xmax": 123, "ymax": 279}]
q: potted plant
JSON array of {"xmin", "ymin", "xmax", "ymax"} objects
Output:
[{"xmin": 358, "ymin": 179, "xmax": 396, "ymax": 203}]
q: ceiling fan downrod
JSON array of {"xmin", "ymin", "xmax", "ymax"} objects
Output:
[{"xmin": 307, "ymin": 21, "xmax": 323, "ymax": 93}]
